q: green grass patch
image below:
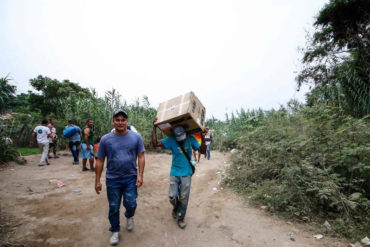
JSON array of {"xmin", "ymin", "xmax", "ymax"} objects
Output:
[{"xmin": 16, "ymin": 147, "xmax": 40, "ymax": 156}]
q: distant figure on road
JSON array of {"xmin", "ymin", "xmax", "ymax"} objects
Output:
[
  {"xmin": 152, "ymin": 118, "xmax": 200, "ymax": 229},
  {"xmin": 81, "ymin": 119, "xmax": 95, "ymax": 171},
  {"xmin": 95, "ymin": 109, "xmax": 145, "ymax": 246},
  {"xmin": 64, "ymin": 120, "xmax": 81, "ymax": 165},
  {"xmin": 204, "ymin": 127, "xmax": 213, "ymax": 160},
  {"xmin": 30, "ymin": 119, "xmax": 54, "ymax": 166}
]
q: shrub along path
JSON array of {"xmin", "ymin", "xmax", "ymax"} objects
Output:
[{"xmin": 0, "ymin": 151, "xmax": 347, "ymax": 246}]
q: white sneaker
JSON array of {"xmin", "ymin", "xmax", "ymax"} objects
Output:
[
  {"xmin": 110, "ymin": 232, "xmax": 119, "ymax": 246},
  {"xmin": 126, "ymin": 217, "xmax": 134, "ymax": 231}
]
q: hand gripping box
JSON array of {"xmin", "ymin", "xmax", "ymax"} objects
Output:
[{"xmin": 155, "ymin": 91, "xmax": 206, "ymax": 136}]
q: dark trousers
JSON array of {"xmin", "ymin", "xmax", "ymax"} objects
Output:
[
  {"xmin": 106, "ymin": 176, "xmax": 138, "ymax": 232},
  {"xmin": 49, "ymin": 142, "xmax": 57, "ymax": 155},
  {"xmin": 69, "ymin": 141, "xmax": 80, "ymax": 162}
]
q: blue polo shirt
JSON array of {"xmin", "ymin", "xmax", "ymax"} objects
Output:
[
  {"xmin": 97, "ymin": 131, "xmax": 145, "ymax": 180},
  {"xmin": 161, "ymin": 135, "xmax": 200, "ymax": 177}
]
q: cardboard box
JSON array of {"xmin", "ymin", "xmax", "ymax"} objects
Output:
[{"xmin": 155, "ymin": 91, "xmax": 206, "ymax": 136}]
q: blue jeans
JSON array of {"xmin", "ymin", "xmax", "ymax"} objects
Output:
[
  {"xmin": 69, "ymin": 141, "xmax": 80, "ymax": 162},
  {"xmin": 106, "ymin": 176, "xmax": 138, "ymax": 232},
  {"xmin": 169, "ymin": 175, "xmax": 191, "ymax": 221},
  {"xmin": 206, "ymin": 144, "xmax": 211, "ymax": 159}
]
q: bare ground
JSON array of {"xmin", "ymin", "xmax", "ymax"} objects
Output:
[{"xmin": 0, "ymin": 151, "xmax": 348, "ymax": 247}]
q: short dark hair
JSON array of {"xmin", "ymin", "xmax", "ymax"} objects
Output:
[
  {"xmin": 86, "ymin": 119, "xmax": 92, "ymax": 124},
  {"xmin": 68, "ymin": 119, "xmax": 74, "ymax": 124},
  {"xmin": 41, "ymin": 119, "xmax": 48, "ymax": 125}
]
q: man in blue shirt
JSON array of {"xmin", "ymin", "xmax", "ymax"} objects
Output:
[
  {"xmin": 64, "ymin": 120, "xmax": 81, "ymax": 165},
  {"xmin": 95, "ymin": 110, "xmax": 146, "ymax": 246},
  {"xmin": 152, "ymin": 118, "xmax": 200, "ymax": 229}
]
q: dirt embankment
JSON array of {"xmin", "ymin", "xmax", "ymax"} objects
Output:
[{"xmin": 0, "ymin": 151, "xmax": 347, "ymax": 246}]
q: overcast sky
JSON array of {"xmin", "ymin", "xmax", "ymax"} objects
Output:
[{"xmin": 0, "ymin": 0, "xmax": 327, "ymax": 120}]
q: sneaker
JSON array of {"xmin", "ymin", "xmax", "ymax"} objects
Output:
[
  {"xmin": 109, "ymin": 232, "xmax": 119, "ymax": 246},
  {"xmin": 73, "ymin": 161, "xmax": 79, "ymax": 165},
  {"xmin": 126, "ymin": 217, "xmax": 134, "ymax": 231},
  {"xmin": 90, "ymin": 167, "xmax": 95, "ymax": 172},
  {"xmin": 38, "ymin": 163, "xmax": 45, "ymax": 166},
  {"xmin": 82, "ymin": 167, "xmax": 89, "ymax": 171},
  {"xmin": 177, "ymin": 219, "xmax": 186, "ymax": 229},
  {"xmin": 46, "ymin": 162, "xmax": 50, "ymax": 165},
  {"xmin": 54, "ymin": 155, "xmax": 59, "ymax": 159}
]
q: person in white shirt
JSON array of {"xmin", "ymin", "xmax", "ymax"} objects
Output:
[{"xmin": 30, "ymin": 119, "xmax": 54, "ymax": 166}]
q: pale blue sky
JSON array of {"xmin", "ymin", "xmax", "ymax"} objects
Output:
[{"xmin": 0, "ymin": 0, "xmax": 327, "ymax": 119}]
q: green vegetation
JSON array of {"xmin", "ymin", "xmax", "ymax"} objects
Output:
[
  {"xmin": 211, "ymin": 0, "xmax": 370, "ymax": 240},
  {"xmin": 0, "ymin": 76, "xmax": 16, "ymax": 114},
  {"xmin": 0, "ymin": 0, "xmax": 368, "ymax": 241},
  {"xmin": 1, "ymin": 76, "xmax": 159, "ymax": 150},
  {"xmin": 16, "ymin": 147, "xmax": 40, "ymax": 156},
  {"xmin": 221, "ymin": 104, "xmax": 369, "ymax": 240},
  {"xmin": 297, "ymin": 0, "xmax": 370, "ymax": 118},
  {"xmin": 0, "ymin": 133, "xmax": 18, "ymax": 164}
]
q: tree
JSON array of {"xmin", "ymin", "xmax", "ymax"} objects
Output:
[
  {"xmin": 297, "ymin": 0, "xmax": 370, "ymax": 117},
  {"xmin": 29, "ymin": 75, "xmax": 91, "ymax": 117},
  {"xmin": 0, "ymin": 76, "xmax": 17, "ymax": 114}
]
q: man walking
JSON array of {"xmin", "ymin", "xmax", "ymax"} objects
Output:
[
  {"xmin": 152, "ymin": 118, "xmax": 200, "ymax": 229},
  {"xmin": 64, "ymin": 120, "xmax": 81, "ymax": 165},
  {"xmin": 95, "ymin": 109, "xmax": 145, "ymax": 246},
  {"xmin": 81, "ymin": 119, "xmax": 95, "ymax": 171},
  {"xmin": 29, "ymin": 119, "xmax": 54, "ymax": 166}
]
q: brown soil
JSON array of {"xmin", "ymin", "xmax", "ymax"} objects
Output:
[{"xmin": 0, "ymin": 151, "xmax": 347, "ymax": 247}]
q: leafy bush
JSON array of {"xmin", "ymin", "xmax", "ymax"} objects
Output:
[
  {"xmin": 223, "ymin": 104, "xmax": 370, "ymax": 240},
  {"xmin": 0, "ymin": 121, "xmax": 19, "ymax": 164}
]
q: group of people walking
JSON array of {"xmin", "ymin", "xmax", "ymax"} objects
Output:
[
  {"xmin": 29, "ymin": 110, "xmax": 212, "ymax": 246},
  {"xmin": 30, "ymin": 118, "xmax": 99, "ymax": 171}
]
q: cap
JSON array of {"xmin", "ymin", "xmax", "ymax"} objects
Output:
[
  {"xmin": 173, "ymin": 126, "xmax": 186, "ymax": 142},
  {"xmin": 113, "ymin": 109, "xmax": 128, "ymax": 119}
]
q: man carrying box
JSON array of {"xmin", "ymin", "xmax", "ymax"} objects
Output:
[{"xmin": 152, "ymin": 117, "xmax": 200, "ymax": 229}]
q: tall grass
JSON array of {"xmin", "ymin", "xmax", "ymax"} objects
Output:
[{"xmin": 222, "ymin": 103, "xmax": 370, "ymax": 240}]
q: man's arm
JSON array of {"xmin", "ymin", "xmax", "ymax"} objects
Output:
[
  {"xmin": 152, "ymin": 118, "xmax": 163, "ymax": 147},
  {"xmin": 95, "ymin": 157, "xmax": 105, "ymax": 194},
  {"xmin": 84, "ymin": 128, "xmax": 91, "ymax": 149},
  {"xmin": 29, "ymin": 132, "xmax": 36, "ymax": 147},
  {"xmin": 136, "ymin": 152, "xmax": 145, "ymax": 187}
]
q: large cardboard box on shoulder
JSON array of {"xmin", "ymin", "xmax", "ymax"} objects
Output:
[{"xmin": 155, "ymin": 91, "xmax": 206, "ymax": 136}]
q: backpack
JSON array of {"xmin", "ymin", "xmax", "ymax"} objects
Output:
[{"xmin": 63, "ymin": 126, "xmax": 80, "ymax": 138}]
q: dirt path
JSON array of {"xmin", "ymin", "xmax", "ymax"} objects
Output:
[{"xmin": 0, "ymin": 151, "xmax": 347, "ymax": 247}]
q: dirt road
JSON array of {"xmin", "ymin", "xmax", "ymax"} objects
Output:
[{"xmin": 0, "ymin": 151, "xmax": 346, "ymax": 247}]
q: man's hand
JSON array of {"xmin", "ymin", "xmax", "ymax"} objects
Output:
[
  {"xmin": 153, "ymin": 117, "xmax": 158, "ymax": 126},
  {"xmin": 87, "ymin": 144, "xmax": 91, "ymax": 150},
  {"xmin": 95, "ymin": 180, "xmax": 102, "ymax": 194},
  {"xmin": 136, "ymin": 174, "xmax": 143, "ymax": 187}
]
